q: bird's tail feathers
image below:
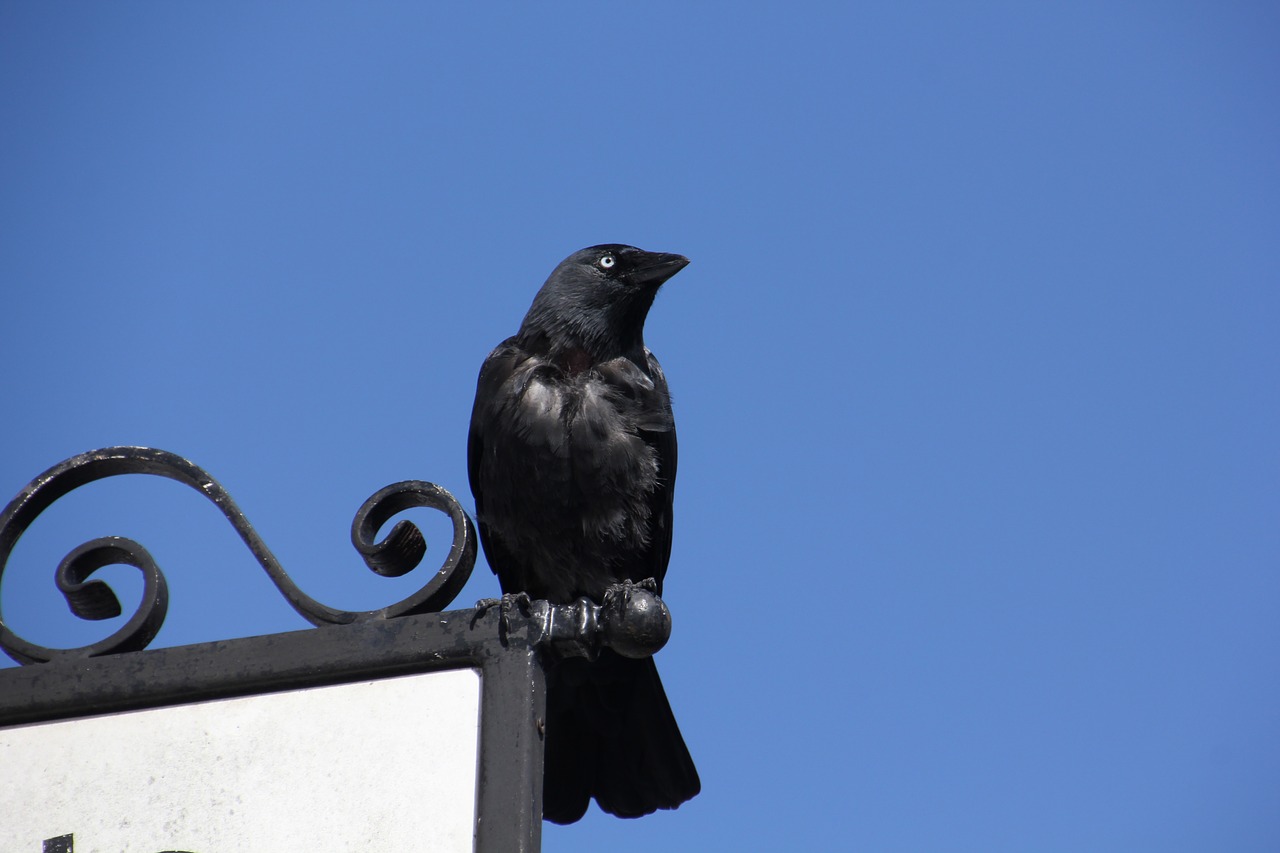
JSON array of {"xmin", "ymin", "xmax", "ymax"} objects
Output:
[{"xmin": 542, "ymin": 653, "xmax": 700, "ymax": 824}]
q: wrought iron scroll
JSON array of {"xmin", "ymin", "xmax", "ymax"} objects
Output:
[{"xmin": 0, "ymin": 447, "xmax": 476, "ymax": 665}]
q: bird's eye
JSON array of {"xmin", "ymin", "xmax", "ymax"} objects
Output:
[{"xmin": 598, "ymin": 255, "xmax": 616, "ymax": 269}]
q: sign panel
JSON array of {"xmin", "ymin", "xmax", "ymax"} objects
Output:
[{"xmin": 1, "ymin": 668, "xmax": 481, "ymax": 853}]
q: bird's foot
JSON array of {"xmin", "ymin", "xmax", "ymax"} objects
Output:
[
  {"xmin": 602, "ymin": 577, "xmax": 658, "ymax": 609},
  {"xmin": 472, "ymin": 591, "xmax": 533, "ymax": 632}
]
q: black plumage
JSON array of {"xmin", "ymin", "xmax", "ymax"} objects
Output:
[{"xmin": 467, "ymin": 244, "xmax": 700, "ymax": 823}]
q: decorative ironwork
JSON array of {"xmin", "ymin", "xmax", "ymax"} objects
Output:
[
  {"xmin": 0, "ymin": 447, "xmax": 476, "ymax": 665},
  {"xmin": 484, "ymin": 583, "xmax": 673, "ymax": 661}
]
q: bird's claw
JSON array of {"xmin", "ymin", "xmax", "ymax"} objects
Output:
[
  {"xmin": 602, "ymin": 577, "xmax": 658, "ymax": 609},
  {"xmin": 473, "ymin": 591, "xmax": 533, "ymax": 632}
]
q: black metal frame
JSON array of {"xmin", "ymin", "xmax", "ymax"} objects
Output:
[
  {"xmin": 0, "ymin": 606, "xmax": 547, "ymax": 852},
  {"xmin": 0, "ymin": 447, "xmax": 674, "ymax": 852}
]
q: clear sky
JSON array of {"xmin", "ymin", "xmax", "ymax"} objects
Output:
[{"xmin": 2, "ymin": 3, "xmax": 1277, "ymax": 851}]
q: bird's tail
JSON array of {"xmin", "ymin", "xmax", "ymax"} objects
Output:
[{"xmin": 542, "ymin": 651, "xmax": 700, "ymax": 824}]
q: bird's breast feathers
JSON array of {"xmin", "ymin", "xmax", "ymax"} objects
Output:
[
  {"xmin": 507, "ymin": 355, "xmax": 663, "ymax": 477},
  {"xmin": 475, "ymin": 349, "xmax": 669, "ymax": 548}
]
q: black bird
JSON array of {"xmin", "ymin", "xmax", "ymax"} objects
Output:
[{"xmin": 467, "ymin": 244, "xmax": 700, "ymax": 823}]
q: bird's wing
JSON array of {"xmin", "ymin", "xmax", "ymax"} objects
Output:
[
  {"xmin": 468, "ymin": 338, "xmax": 518, "ymax": 513},
  {"xmin": 590, "ymin": 349, "xmax": 678, "ymax": 592},
  {"xmin": 640, "ymin": 348, "xmax": 677, "ymax": 592},
  {"xmin": 467, "ymin": 337, "xmax": 538, "ymax": 593}
]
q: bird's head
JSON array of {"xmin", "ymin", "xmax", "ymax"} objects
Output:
[{"xmin": 518, "ymin": 244, "xmax": 689, "ymax": 362}]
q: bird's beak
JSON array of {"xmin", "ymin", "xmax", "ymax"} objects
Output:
[{"xmin": 628, "ymin": 252, "xmax": 690, "ymax": 288}]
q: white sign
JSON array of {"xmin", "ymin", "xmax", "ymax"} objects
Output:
[{"xmin": 1, "ymin": 668, "xmax": 481, "ymax": 853}]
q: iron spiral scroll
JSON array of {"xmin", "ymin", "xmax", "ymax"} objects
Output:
[{"xmin": 0, "ymin": 447, "xmax": 477, "ymax": 666}]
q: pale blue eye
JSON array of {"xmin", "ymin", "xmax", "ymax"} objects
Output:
[{"xmin": 599, "ymin": 255, "xmax": 616, "ymax": 269}]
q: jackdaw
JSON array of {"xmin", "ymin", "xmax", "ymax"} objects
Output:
[{"xmin": 468, "ymin": 244, "xmax": 700, "ymax": 823}]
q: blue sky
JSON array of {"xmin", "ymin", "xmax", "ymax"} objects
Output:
[{"xmin": 2, "ymin": 3, "xmax": 1277, "ymax": 851}]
